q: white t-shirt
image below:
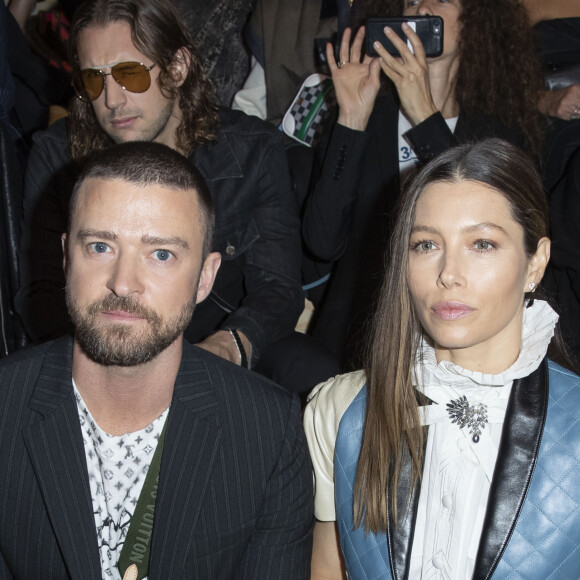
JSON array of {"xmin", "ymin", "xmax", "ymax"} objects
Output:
[{"xmin": 73, "ymin": 383, "xmax": 169, "ymax": 580}]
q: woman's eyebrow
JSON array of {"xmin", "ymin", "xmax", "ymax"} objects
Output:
[
  {"xmin": 410, "ymin": 222, "xmax": 507, "ymax": 235},
  {"xmin": 462, "ymin": 222, "xmax": 507, "ymax": 234},
  {"xmin": 410, "ymin": 225, "xmax": 439, "ymax": 234}
]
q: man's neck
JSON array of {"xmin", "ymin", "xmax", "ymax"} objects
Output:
[{"xmin": 72, "ymin": 339, "xmax": 183, "ymax": 436}]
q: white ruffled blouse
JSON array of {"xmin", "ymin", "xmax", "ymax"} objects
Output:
[{"xmin": 409, "ymin": 300, "xmax": 558, "ymax": 579}]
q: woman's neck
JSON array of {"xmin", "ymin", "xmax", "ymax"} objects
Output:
[
  {"xmin": 435, "ymin": 342, "xmax": 522, "ymax": 375},
  {"xmin": 428, "ymin": 58, "xmax": 460, "ymax": 119},
  {"xmin": 434, "ymin": 310, "xmax": 524, "ymax": 375}
]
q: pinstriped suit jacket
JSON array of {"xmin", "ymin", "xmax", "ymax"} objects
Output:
[{"xmin": 0, "ymin": 337, "xmax": 314, "ymax": 579}]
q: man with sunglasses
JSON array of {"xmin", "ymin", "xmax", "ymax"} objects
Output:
[{"xmin": 16, "ymin": 0, "xmax": 305, "ymax": 378}]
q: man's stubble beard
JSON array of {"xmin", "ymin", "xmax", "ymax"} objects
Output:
[
  {"xmin": 106, "ymin": 96, "xmax": 177, "ymax": 146},
  {"xmin": 67, "ymin": 291, "xmax": 195, "ymax": 367}
]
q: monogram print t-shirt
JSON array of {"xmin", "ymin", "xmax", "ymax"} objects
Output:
[{"xmin": 73, "ymin": 382, "xmax": 168, "ymax": 580}]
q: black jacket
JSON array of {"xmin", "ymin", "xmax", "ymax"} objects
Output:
[
  {"xmin": 16, "ymin": 109, "xmax": 304, "ymax": 361},
  {"xmin": 542, "ymin": 119, "xmax": 580, "ymax": 357}
]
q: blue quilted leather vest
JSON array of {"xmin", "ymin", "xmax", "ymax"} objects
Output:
[{"xmin": 334, "ymin": 361, "xmax": 580, "ymax": 579}]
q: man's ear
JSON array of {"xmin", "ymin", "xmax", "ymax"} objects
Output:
[
  {"xmin": 170, "ymin": 47, "xmax": 191, "ymax": 88},
  {"xmin": 526, "ymin": 237, "xmax": 550, "ymax": 291},
  {"xmin": 195, "ymin": 252, "xmax": 221, "ymax": 304},
  {"xmin": 62, "ymin": 233, "xmax": 69, "ymax": 275}
]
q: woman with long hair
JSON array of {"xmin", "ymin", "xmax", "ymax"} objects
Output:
[
  {"xmin": 303, "ymin": 0, "xmax": 545, "ymax": 368},
  {"xmin": 304, "ymin": 139, "xmax": 580, "ymax": 579}
]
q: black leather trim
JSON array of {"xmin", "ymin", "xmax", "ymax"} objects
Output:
[
  {"xmin": 387, "ymin": 443, "xmax": 423, "ymax": 580},
  {"xmin": 473, "ymin": 358, "xmax": 549, "ymax": 580}
]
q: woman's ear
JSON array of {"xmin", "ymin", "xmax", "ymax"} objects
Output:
[
  {"xmin": 170, "ymin": 47, "xmax": 191, "ymax": 87},
  {"xmin": 526, "ymin": 237, "xmax": 550, "ymax": 290}
]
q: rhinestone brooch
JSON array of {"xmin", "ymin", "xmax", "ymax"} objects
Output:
[{"xmin": 446, "ymin": 396, "xmax": 489, "ymax": 443}]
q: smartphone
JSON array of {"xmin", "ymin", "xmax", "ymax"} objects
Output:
[{"xmin": 365, "ymin": 16, "xmax": 444, "ymax": 58}]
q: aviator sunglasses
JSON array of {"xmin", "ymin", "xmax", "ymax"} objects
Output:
[{"xmin": 72, "ymin": 61, "xmax": 156, "ymax": 102}]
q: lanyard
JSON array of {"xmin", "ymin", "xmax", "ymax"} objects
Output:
[{"xmin": 118, "ymin": 420, "xmax": 168, "ymax": 580}]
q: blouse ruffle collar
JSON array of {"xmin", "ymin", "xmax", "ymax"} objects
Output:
[{"xmin": 413, "ymin": 300, "xmax": 558, "ymax": 389}]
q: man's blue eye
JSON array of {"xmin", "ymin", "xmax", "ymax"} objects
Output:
[
  {"xmin": 153, "ymin": 250, "xmax": 172, "ymax": 261},
  {"xmin": 92, "ymin": 242, "xmax": 109, "ymax": 253}
]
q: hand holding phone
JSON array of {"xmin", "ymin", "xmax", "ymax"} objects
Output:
[
  {"xmin": 366, "ymin": 16, "xmax": 443, "ymax": 58},
  {"xmin": 327, "ymin": 26, "xmax": 382, "ymax": 131}
]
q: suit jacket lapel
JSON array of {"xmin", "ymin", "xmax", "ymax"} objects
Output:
[
  {"xmin": 149, "ymin": 343, "xmax": 222, "ymax": 577},
  {"xmin": 473, "ymin": 359, "xmax": 549, "ymax": 579},
  {"xmin": 22, "ymin": 338, "xmax": 101, "ymax": 580}
]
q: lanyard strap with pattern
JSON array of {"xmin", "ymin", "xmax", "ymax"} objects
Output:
[{"xmin": 118, "ymin": 420, "xmax": 167, "ymax": 580}]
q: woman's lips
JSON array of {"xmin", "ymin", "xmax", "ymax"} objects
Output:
[{"xmin": 431, "ymin": 301, "xmax": 476, "ymax": 320}]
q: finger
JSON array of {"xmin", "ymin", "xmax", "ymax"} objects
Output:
[
  {"xmin": 350, "ymin": 25, "xmax": 366, "ymax": 63},
  {"xmin": 369, "ymin": 57, "xmax": 382, "ymax": 86},
  {"xmin": 122, "ymin": 565, "xmax": 138, "ymax": 580},
  {"xmin": 326, "ymin": 41, "xmax": 339, "ymax": 73},
  {"xmin": 384, "ymin": 25, "xmax": 416, "ymax": 62},
  {"xmin": 401, "ymin": 22, "xmax": 427, "ymax": 62},
  {"xmin": 378, "ymin": 55, "xmax": 403, "ymax": 84},
  {"xmin": 373, "ymin": 40, "xmax": 406, "ymax": 77},
  {"xmin": 362, "ymin": 54, "xmax": 381, "ymax": 72},
  {"xmin": 339, "ymin": 27, "xmax": 353, "ymax": 64}
]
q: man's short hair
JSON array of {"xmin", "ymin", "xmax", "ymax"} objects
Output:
[{"xmin": 69, "ymin": 141, "xmax": 215, "ymax": 259}]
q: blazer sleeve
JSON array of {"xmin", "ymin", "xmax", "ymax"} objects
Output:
[
  {"xmin": 404, "ymin": 111, "xmax": 458, "ymax": 163},
  {"xmin": 301, "ymin": 122, "xmax": 371, "ymax": 262},
  {"xmin": 237, "ymin": 394, "xmax": 314, "ymax": 579},
  {"xmin": 405, "ymin": 109, "xmax": 527, "ymax": 163}
]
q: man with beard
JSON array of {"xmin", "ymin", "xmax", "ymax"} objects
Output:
[
  {"xmin": 15, "ymin": 0, "xmax": 323, "ymax": 390},
  {"xmin": 0, "ymin": 142, "xmax": 313, "ymax": 579}
]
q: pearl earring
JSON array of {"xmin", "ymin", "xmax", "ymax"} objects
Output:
[{"xmin": 528, "ymin": 282, "xmax": 536, "ymax": 291}]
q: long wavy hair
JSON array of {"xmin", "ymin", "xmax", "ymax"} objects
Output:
[
  {"xmin": 68, "ymin": 0, "xmax": 218, "ymax": 159},
  {"xmin": 355, "ymin": 0, "xmax": 545, "ymax": 157},
  {"xmin": 354, "ymin": 139, "xmax": 552, "ymax": 532}
]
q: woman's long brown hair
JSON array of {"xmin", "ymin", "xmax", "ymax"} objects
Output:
[{"xmin": 354, "ymin": 139, "xmax": 550, "ymax": 532}]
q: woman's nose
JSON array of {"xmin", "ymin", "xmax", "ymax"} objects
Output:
[
  {"xmin": 416, "ymin": 0, "xmax": 433, "ymax": 16},
  {"xmin": 437, "ymin": 251, "xmax": 466, "ymax": 289}
]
